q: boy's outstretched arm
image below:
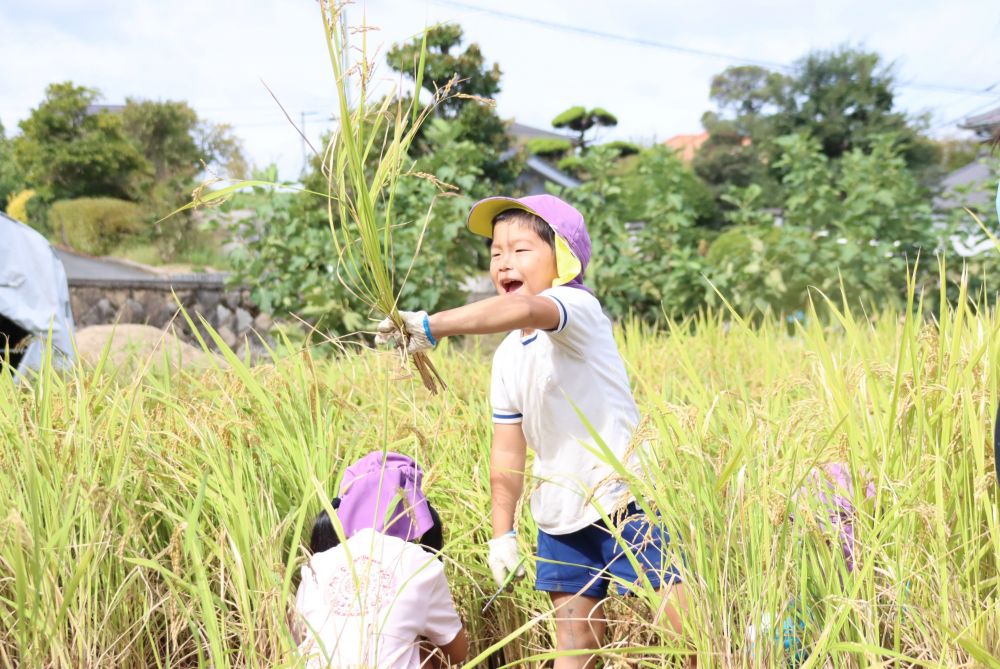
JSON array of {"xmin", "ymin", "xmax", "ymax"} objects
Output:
[
  {"xmin": 430, "ymin": 294, "xmax": 560, "ymax": 339},
  {"xmin": 374, "ymin": 295, "xmax": 559, "ymax": 352}
]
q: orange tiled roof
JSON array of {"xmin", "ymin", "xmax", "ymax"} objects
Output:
[{"xmin": 663, "ymin": 132, "xmax": 709, "ymax": 163}]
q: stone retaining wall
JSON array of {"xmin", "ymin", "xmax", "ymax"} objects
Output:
[{"xmin": 68, "ymin": 275, "xmax": 273, "ymax": 356}]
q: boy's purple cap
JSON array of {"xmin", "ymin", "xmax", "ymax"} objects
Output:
[
  {"xmin": 337, "ymin": 452, "xmax": 433, "ymax": 542},
  {"xmin": 467, "ymin": 194, "xmax": 592, "ymax": 286}
]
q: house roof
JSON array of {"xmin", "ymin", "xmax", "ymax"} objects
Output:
[
  {"xmin": 934, "ymin": 157, "xmax": 995, "ymax": 211},
  {"xmin": 663, "ymin": 132, "xmax": 709, "ymax": 163},
  {"xmin": 524, "ymin": 155, "xmax": 580, "ymax": 190},
  {"xmin": 500, "ymin": 122, "xmax": 581, "ymax": 191},
  {"xmin": 960, "ymin": 106, "xmax": 1000, "ymax": 133},
  {"xmin": 508, "ymin": 121, "xmax": 569, "ymax": 146}
]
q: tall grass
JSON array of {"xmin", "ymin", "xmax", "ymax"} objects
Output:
[{"xmin": 1, "ymin": 265, "xmax": 997, "ymax": 667}]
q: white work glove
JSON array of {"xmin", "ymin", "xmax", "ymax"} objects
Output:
[
  {"xmin": 487, "ymin": 531, "xmax": 525, "ymax": 588},
  {"xmin": 374, "ymin": 310, "xmax": 436, "ymax": 353}
]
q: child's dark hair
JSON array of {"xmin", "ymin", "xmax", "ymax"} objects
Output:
[
  {"xmin": 310, "ymin": 498, "xmax": 444, "ymax": 555},
  {"xmin": 484, "ymin": 209, "xmax": 555, "ymax": 251}
]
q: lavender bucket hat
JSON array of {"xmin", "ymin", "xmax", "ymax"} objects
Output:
[
  {"xmin": 336, "ymin": 451, "xmax": 434, "ymax": 542},
  {"xmin": 466, "ymin": 194, "xmax": 592, "ymax": 291}
]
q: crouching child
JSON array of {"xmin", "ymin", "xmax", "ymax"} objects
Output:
[{"xmin": 292, "ymin": 452, "xmax": 468, "ymax": 668}]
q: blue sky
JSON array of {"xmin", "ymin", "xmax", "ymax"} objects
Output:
[{"xmin": 2, "ymin": 0, "xmax": 998, "ymax": 180}]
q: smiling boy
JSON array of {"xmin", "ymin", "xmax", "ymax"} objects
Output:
[{"xmin": 376, "ymin": 194, "xmax": 691, "ymax": 668}]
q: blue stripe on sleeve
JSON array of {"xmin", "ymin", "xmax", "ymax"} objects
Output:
[
  {"xmin": 492, "ymin": 411, "xmax": 523, "ymax": 420},
  {"xmin": 547, "ymin": 294, "xmax": 568, "ymax": 332}
]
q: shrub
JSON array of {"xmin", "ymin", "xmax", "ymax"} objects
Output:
[
  {"xmin": 5, "ymin": 189, "xmax": 36, "ymax": 223},
  {"xmin": 524, "ymin": 137, "xmax": 573, "ymax": 159},
  {"xmin": 703, "ymin": 133, "xmax": 940, "ymax": 315},
  {"xmin": 551, "ymin": 105, "xmax": 587, "ymax": 129},
  {"xmin": 557, "ymin": 145, "xmax": 716, "ymax": 321},
  {"xmin": 603, "ymin": 140, "xmax": 641, "ymax": 157},
  {"xmin": 705, "ymin": 224, "xmax": 817, "ymax": 315},
  {"xmin": 48, "ymin": 197, "xmax": 145, "ymax": 255}
]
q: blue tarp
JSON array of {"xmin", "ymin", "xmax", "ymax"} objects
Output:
[{"xmin": 0, "ymin": 212, "xmax": 76, "ymax": 374}]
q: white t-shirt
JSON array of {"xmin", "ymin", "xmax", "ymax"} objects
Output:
[
  {"xmin": 491, "ymin": 285, "xmax": 641, "ymax": 534},
  {"xmin": 294, "ymin": 528, "xmax": 463, "ymax": 669}
]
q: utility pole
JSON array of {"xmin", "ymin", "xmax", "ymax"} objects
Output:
[
  {"xmin": 340, "ymin": 5, "xmax": 350, "ymax": 109},
  {"xmin": 299, "ymin": 110, "xmax": 321, "ymax": 178},
  {"xmin": 301, "ymin": 110, "xmax": 307, "ymax": 174}
]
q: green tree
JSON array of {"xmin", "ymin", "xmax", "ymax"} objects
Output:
[
  {"xmin": 528, "ymin": 106, "xmax": 632, "ymax": 174},
  {"xmin": 695, "ymin": 47, "xmax": 939, "ymax": 204},
  {"xmin": 123, "ymin": 98, "xmax": 248, "ymax": 200},
  {"xmin": 556, "ymin": 145, "xmax": 716, "ymax": 320},
  {"xmin": 13, "ymin": 82, "xmax": 149, "ymax": 202},
  {"xmin": 551, "ymin": 106, "xmax": 618, "ymax": 151},
  {"xmin": 0, "ymin": 121, "xmax": 24, "ymax": 206},
  {"xmin": 195, "ymin": 118, "xmax": 249, "ymax": 180},
  {"xmin": 777, "ymin": 49, "xmax": 929, "ymax": 163},
  {"xmin": 707, "ymin": 65, "xmax": 790, "ymax": 122},
  {"xmin": 387, "ymin": 24, "xmax": 501, "ymax": 114},
  {"xmin": 386, "ymin": 24, "xmax": 513, "ymax": 185},
  {"xmin": 694, "ymin": 115, "xmax": 781, "ymax": 205},
  {"xmin": 229, "ymin": 118, "xmax": 488, "ymax": 334},
  {"xmin": 694, "ymin": 65, "xmax": 788, "ymax": 205},
  {"xmin": 122, "ymin": 99, "xmax": 201, "ymax": 186},
  {"xmin": 121, "ymin": 98, "xmax": 248, "ymax": 257},
  {"xmin": 704, "ymin": 133, "xmax": 938, "ymax": 315}
]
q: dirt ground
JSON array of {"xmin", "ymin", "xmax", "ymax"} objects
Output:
[{"xmin": 75, "ymin": 324, "xmax": 217, "ymax": 370}]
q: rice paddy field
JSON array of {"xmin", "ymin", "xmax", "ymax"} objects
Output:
[{"xmin": 1, "ymin": 278, "xmax": 998, "ymax": 669}]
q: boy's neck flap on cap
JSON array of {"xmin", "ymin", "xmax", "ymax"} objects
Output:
[{"xmin": 552, "ymin": 234, "xmax": 583, "ymax": 288}]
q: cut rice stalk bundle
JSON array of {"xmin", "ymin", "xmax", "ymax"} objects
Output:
[{"xmin": 319, "ymin": 0, "xmax": 456, "ymax": 394}]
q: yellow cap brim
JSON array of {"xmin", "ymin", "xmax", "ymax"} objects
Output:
[{"xmin": 466, "ymin": 197, "xmax": 541, "ymax": 238}]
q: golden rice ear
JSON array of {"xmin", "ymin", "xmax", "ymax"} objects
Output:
[{"xmin": 412, "ymin": 351, "xmax": 446, "ymax": 395}]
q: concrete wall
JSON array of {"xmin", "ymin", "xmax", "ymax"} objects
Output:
[{"xmin": 68, "ymin": 275, "xmax": 273, "ymax": 356}]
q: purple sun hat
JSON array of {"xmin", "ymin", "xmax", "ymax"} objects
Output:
[
  {"xmin": 804, "ymin": 463, "xmax": 875, "ymax": 572},
  {"xmin": 336, "ymin": 452, "xmax": 434, "ymax": 542},
  {"xmin": 466, "ymin": 194, "xmax": 592, "ymax": 289}
]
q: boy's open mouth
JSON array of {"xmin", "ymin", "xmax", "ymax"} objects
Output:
[{"xmin": 502, "ymin": 279, "xmax": 523, "ymax": 294}]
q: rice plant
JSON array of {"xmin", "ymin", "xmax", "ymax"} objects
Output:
[
  {"xmin": 169, "ymin": 2, "xmax": 455, "ymax": 393},
  {"xmin": 1, "ymin": 259, "xmax": 997, "ymax": 667},
  {"xmin": 316, "ymin": 0, "xmax": 453, "ymax": 394}
]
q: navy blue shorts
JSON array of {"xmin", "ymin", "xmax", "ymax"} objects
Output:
[{"xmin": 535, "ymin": 502, "xmax": 682, "ymax": 599}]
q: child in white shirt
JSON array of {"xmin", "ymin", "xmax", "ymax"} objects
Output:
[
  {"xmin": 293, "ymin": 452, "xmax": 467, "ymax": 668},
  {"xmin": 376, "ymin": 195, "xmax": 692, "ymax": 668}
]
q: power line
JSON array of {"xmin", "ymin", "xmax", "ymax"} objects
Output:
[
  {"xmin": 226, "ymin": 115, "xmax": 336, "ymax": 129},
  {"xmin": 433, "ymin": 0, "xmax": 790, "ymax": 71},
  {"xmin": 931, "ymin": 93, "xmax": 1000, "ymax": 133},
  {"xmin": 431, "ymin": 0, "xmax": 999, "ymax": 98},
  {"xmin": 905, "ymin": 81, "xmax": 998, "ymax": 96}
]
